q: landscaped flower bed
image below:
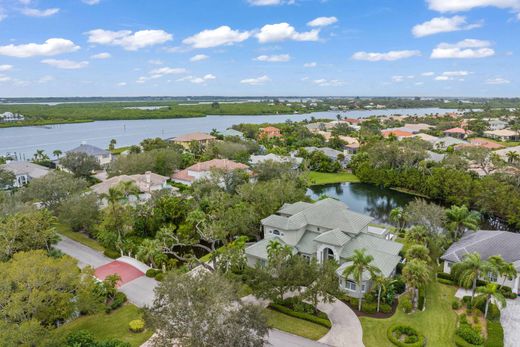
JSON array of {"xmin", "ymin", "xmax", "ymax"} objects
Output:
[
  {"xmin": 387, "ymin": 324, "xmax": 426, "ymax": 347},
  {"xmin": 269, "ymin": 297, "xmax": 332, "ymax": 328}
]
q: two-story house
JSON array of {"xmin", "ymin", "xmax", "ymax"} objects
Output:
[{"xmin": 245, "ymin": 198, "xmax": 403, "ymax": 298}]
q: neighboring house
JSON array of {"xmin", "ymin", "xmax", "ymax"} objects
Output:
[
  {"xmin": 444, "ymin": 128, "xmax": 472, "ymax": 139},
  {"xmin": 258, "ymin": 126, "xmax": 282, "ymax": 139},
  {"xmin": 245, "ymin": 199, "xmax": 402, "ymax": 298},
  {"xmin": 220, "ymin": 128, "xmax": 244, "ymax": 139},
  {"xmin": 0, "ymin": 161, "xmax": 50, "ymax": 188},
  {"xmin": 169, "ymin": 132, "xmax": 216, "ymax": 149},
  {"xmin": 404, "ymin": 123, "xmax": 432, "ymax": 132},
  {"xmin": 384, "ymin": 127, "xmax": 421, "ymax": 134},
  {"xmin": 381, "ymin": 129, "xmax": 414, "ymax": 140},
  {"xmin": 495, "ymin": 145, "xmax": 520, "ymax": 162},
  {"xmin": 249, "ymin": 153, "xmax": 303, "ymax": 169},
  {"xmin": 484, "ymin": 129, "xmax": 520, "ymax": 142},
  {"xmin": 413, "ymin": 133, "xmax": 439, "ymax": 144},
  {"xmin": 434, "ymin": 137, "xmax": 468, "ymax": 150},
  {"xmin": 67, "ymin": 144, "xmax": 112, "ymax": 166},
  {"xmin": 468, "ymin": 138, "xmax": 505, "ymax": 150},
  {"xmin": 426, "ymin": 151, "xmax": 445, "ymax": 163},
  {"xmin": 441, "ymin": 230, "xmax": 520, "ymax": 293},
  {"xmin": 302, "ymin": 146, "xmax": 350, "ymax": 166},
  {"xmin": 171, "ymin": 159, "xmax": 250, "ymax": 185},
  {"xmin": 487, "ymin": 119, "xmax": 508, "ymax": 131},
  {"xmin": 91, "ymin": 171, "xmax": 176, "ymax": 202},
  {"xmin": 0, "ymin": 112, "xmax": 24, "ymax": 122}
]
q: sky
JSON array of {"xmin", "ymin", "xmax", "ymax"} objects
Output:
[{"xmin": 0, "ymin": 0, "xmax": 519, "ymax": 97}]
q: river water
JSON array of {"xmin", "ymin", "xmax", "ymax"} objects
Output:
[{"xmin": 0, "ymin": 108, "xmax": 454, "ymax": 159}]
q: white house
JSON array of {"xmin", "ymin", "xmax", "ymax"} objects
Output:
[
  {"xmin": 67, "ymin": 144, "xmax": 113, "ymax": 166},
  {"xmin": 249, "ymin": 153, "xmax": 303, "ymax": 169},
  {"xmin": 0, "ymin": 161, "xmax": 50, "ymax": 188},
  {"xmin": 441, "ymin": 230, "xmax": 520, "ymax": 293},
  {"xmin": 245, "ymin": 199, "xmax": 402, "ymax": 298},
  {"xmin": 0, "ymin": 112, "xmax": 24, "ymax": 123}
]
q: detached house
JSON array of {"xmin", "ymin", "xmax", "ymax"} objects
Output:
[
  {"xmin": 258, "ymin": 126, "xmax": 282, "ymax": 139},
  {"xmin": 245, "ymin": 199, "xmax": 403, "ymax": 298},
  {"xmin": 67, "ymin": 144, "xmax": 112, "ymax": 166},
  {"xmin": 0, "ymin": 161, "xmax": 50, "ymax": 188},
  {"xmin": 169, "ymin": 132, "xmax": 216, "ymax": 149},
  {"xmin": 171, "ymin": 159, "xmax": 250, "ymax": 185}
]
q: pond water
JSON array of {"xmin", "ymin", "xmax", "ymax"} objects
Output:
[
  {"xmin": 0, "ymin": 108, "xmax": 454, "ymax": 159},
  {"xmin": 307, "ymin": 182, "xmax": 417, "ymax": 225}
]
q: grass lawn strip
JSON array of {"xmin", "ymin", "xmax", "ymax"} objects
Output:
[
  {"xmin": 264, "ymin": 308, "xmax": 329, "ymax": 341},
  {"xmin": 308, "ymin": 171, "xmax": 360, "ymax": 185},
  {"xmin": 55, "ymin": 304, "xmax": 152, "ymax": 347},
  {"xmin": 360, "ymin": 281, "xmax": 458, "ymax": 347},
  {"xmin": 56, "ymin": 223, "xmax": 105, "ymax": 252}
]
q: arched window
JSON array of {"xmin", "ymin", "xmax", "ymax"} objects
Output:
[
  {"xmin": 323, "ymin": 247, "xmax": 335, "ymax": 261},
  {"xmin": 273, "ymin": 230, "xmax": 280, "ymax": 236}
]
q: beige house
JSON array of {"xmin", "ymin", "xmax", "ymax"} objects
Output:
[
  {"xmin": 172, "ymin": 159, "xmax": 250, "ymax": 185},
  {"xmin": 484, "ymin": 129, "xmax": 519, "ymax": 142},
  {"xmin": 169, "ymin": 132, "xmax": 216, "ymax": 149}
]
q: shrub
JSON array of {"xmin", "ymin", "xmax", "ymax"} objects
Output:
[
  {"xmin": 455, "ymin": 335, "xmax": 483, "ymax": 347},
  {"xmin": 104, "ymin": 249, "xmax": 120, "ymax": 259},
  {"xmin": 155, "ymin": 273, "xmax": 164, "ymax": 281},
  {"xmin": 400, "ymin": 294, "xmax": 413, "ymax": 313},
  {"xmin": 396, "ymin": 262, "xmax": 404, "ymax": 275},
  {"xmin": 437, "ymin": 272, "xmax": 454, "ymax": 281},
  {"xmin": 109, "ymin": 292, "xmax": 127, "ymax": 311},
  {"xmin": 418, "ymin": 288, "xmax": 425, "ymax": 310},
  {"xmin": 393, "ymin": 278, "xmax": 406, "ymax": 294},
  {"xmin": 499, "ymin": 286, "xmax": 517, "ymax": 299},
  {"xmin": 462, "ymin": 296, "xmax": 472, "ymax": 305},
  {"xmin": 452, "ymin": 299, "xmax": 461, "ymax": 310},
  {"xmin": 438, "ymin": 278, "xmax": 455, "ymax": 285},
  {"xmin": 484, "ymin": 320, "xmax": 504, "ymax": 347},
  {"xmin": 128, "ymin": 319, "xmax": 145, "ymax": 333},
  {"xmin": 380, "ymin": 303, "xmax": 392, "ymax": 313},
  {"xmin": 387, "ymin": 324, "xmax": 425, "ymax": 347},
  {"xmin": 362, "ymin": 302, "xmax": 377, "ymax": 314},
  {"xmin": 269, "ymin": 304, "xmax": 332, "ymax": 328},
  {"xmin": 460, "ymin": 314, "xmax": 468, "ymax": 324},
  {"xmin": 456, "ymin": 324, "xmax": 484, "ymax": 345},
  {"xmin": 487, "ymin": 304, "xmax": 501, "ymax": 322},
  {"xmin": 473, "ymin": 315, "xmax": 479, "ymax": 324},
  {"xmin": 146, "ymin": 269, "xmax": 159, "ymax": 278}
]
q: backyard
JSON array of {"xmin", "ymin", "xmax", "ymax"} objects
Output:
[
  {"xmin": 308, "ymin": 171, "xmax": 360, "ymax": 185},
  {"xmin": 360, "ymin": 281, "xmax": 458, "ymax": 347}
]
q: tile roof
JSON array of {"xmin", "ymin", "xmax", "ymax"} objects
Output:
[
  {"xmin": 444, "ymin": 127, "xmax": 471, "ymax": 134},
  {"xmin": 67, "ymin": 144, "xmax": 110, "ymax": 156},
  {"xmin": 91, "ymin": 172, "xmax": 171, "ymax": 195},
  {"xmin": 314, "ymin": 229, "xmax": 351, "ymax": 246},
  {"xmin": 172, "ymin": 132, "xmax": 216, "ymax": 142},
  {"xmin": 0, "ymin": 161, "xmax": 50, "ymax": 178},
  {"xmin": 187, "ymin": 159, "xmax": 249, "ymax": 172},
  {"xmin": 381, "ymin": 129, "xmax": 414, "ymax": 138}
]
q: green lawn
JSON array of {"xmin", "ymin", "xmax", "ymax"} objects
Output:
[
  {"xmin": 308, "ymin": 171, "xmax": 360, "ymax": 185},
  {"xmin": 264, "ymin": 308, "xmax": 329, "ymax": 341},
  {"xmin": 56, "ymin": 223, "xmax": 105, "ymax": 252},
  {"xmin": 55, "ymin": 304, "xmax": 153, "ymax": 347},
  {"xmin": 360, "ymin": 281, "xmax": 458, "ymax": 347}
]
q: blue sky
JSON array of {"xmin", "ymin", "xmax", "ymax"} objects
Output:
[{"xmin": 0, "ymin": 0, "xmax": 518, "ymax": 97}]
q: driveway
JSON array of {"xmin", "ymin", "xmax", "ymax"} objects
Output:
[
  {"xmin": 501, "ymin": 298, "xmax": 520, "ymax": 347},
  {"xmin": 268, "ymin": 330, "xmax": 329, "ymax": 347},
  {"xmin": 317, "ymin": 299, "xmax": 364, "ymax": 347},
  {"xmin": 56, "ymin": 235, "xmax": 111, "ymax": 268}
]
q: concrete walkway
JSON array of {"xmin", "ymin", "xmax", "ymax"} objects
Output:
[{"xmin": 501, "ymin": 299, "xmax": 520, "ymax": 347}]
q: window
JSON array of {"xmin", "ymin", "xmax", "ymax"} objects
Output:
[
  {"xmin": 324, "ymin": 248, "xmax": 335, "ymax": 261},
  {"xmin": 273, "ymin": 230, "xmax": 280, "ymax": 236},
  {"xmin": 362, "ymin": 284, "xmax": 366, "ymax": 292},
  {"xmin": 345, "ymin": 280, "xmax": 357, "ymax": 291},
  {"xmin": 301, "ymin": 254, "xmax": 312, "ymax": 262},
  {"xmin": 488, "ymin": 271, "xmax": 498, "ymax": 282}
]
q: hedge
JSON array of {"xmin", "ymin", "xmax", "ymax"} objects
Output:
[
  {"xmin": 437, "ymin": 272, "xmax": 454, "ymax": 281},
  {"xmin": 269, "ymin": 304, "xmax": 332, "ymax": 328},
  {"xmin": 418, "ymin": 287, "xmax": 425, "ymax": 311},
  {"xmin": 484, "ymin": 321, "xmax": 504, "ymax": 347},
  {"xmin": 456, "ymin": 324, "xmax": 484, "ymax": 345},
  {"xmin": 103, "ymin": 249, "xmax": 120, "ymax": 259},
  {"xmin": 387, "ymin": 324, "xmax": 426, "ymax": 347},
  {"xmin": 438, "ymin": 278, "xmax": 455, "ymax": 285},
  {"xmin": 146, "ymin": 269, "xmax": 160, "ymax": 278},
  {"xmin": 455, "ymin": 335, "xmax": 483, "ymax": 347},
  {"xmin": 475, "ymin": 301, "xmax": 501, "ymax": 322}
]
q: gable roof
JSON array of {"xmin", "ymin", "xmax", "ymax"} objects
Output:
[
  {"xmin": 304, "ymin": 147, "xmax": 343, "ymax": 159},
  {"xmin": 441, "ymin": 230, "xmax": 520, "ymax": 269},
  {"xmin": 91, "ymin": 172, "xmax": 170, "ymax": 195},
  {"xmin": 0, "ymin": 161, "xmax": 50, "ymax": 178},
  {"xmin": 187, "ymin": 159, "xmax": 249, "ymax": 172},
  {"xmin": 172, "ymin": 132, "xmax": 216, "ymax": 142},
  {"xmin": 314, "ymin": 229, "xmax": 351, "ymax": 246},
  {"xmin": 444, "ymin": 127, "xmax": 471, "ymax": 134},
  {"xmin": 67, "ymin": 144, "xmax": 110, "ymax": 156},
  {"xmin": 245, "ymin": 236, "xmax": 290, "ymax": 261}
]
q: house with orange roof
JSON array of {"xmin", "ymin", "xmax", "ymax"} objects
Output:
[
  {"xmin": 381, "ymin": 129, "xmax": 414, "ymax": 140},
  {"xmin": 468, "ymin": 138, "xmax": 505, "ymax": 150},
  {"xmin": 169, "ymin": 132, "xmax": 216, "ymax": 149},
  {"xmin": 171, "ymin": 159, "xmax": 250, "ymax": 185},
  {"xmin": 443, "ymin": 127, "xmax": 472, "ymax": 139},
  {"xmin": 258, "ymin": 126, "xmax": 282, "ymax": 139}
]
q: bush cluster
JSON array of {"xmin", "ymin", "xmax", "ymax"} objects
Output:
[
  {"xmin": 269, "ymin": 303, "xmax": 332, "ymax": 328},
  {"xmin": 456, "ymin": 324, "xmax": 484, "ymax": 345},
  {"xmin": 400, "ymin": 293, "xmax": 413, "ymax": 313},
  {"xmin": 103, "ymin": 249, "xmax": 120, "ymax": 259},
  {"xmin": 452, "ymin": 299, "xmax": 461, "ymax": 310},
  {"xmin": 484, "ymin": 320, "xmax": 504, "ymax": 347},
  {"xmin": 106, "ymin": 292, "xmax": 127, "ymax": 313},
  {"xmin": 387, "ymin": 324, "xmax": 425, "ymax": 347},
  {"xmin": 128, "ymin": 319, "xmax": 145, "ymax": 333}
]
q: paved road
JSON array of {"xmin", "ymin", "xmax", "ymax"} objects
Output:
[
  {"xmin": 56, "ymin": 235, "xmax": 111, "ymax": 268},
  {"xmin": 501, "ymin": 298, "xmax": 520, "ymax": 347},
  {"xmin": 56, "ymin": 235, "xmax": 158, "ymax": 307}
]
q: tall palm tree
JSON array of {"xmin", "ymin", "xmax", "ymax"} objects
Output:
[
  {"xmin": 52, "ymin": 149, "xmax": 62, "ymax": 159},
  {"xmin": 389, "ymin": 207, "xmax": 407, "ymax": 232},
  {"xmin": 404, "ymin": 225, "xmax": 429, "ymax": 247},
  {"xmin": 489, "ymin": 255, "xmax": 517, "ymax": 288},
  {"xmin": 136, "ymin": 239, "xmax": 161, "ymax": 268},
  {"xmin": 452, "ymin": 252, "xmax": 494, "ymax": 300},
  {"xmin": 476, "ymin": 283, "xmax": 506, "ymax": 319},
  {"xmin": 406, "ymin": 244, "xmax": 431, "ymax": 263},
  {"xmin": 373, "ymin": 274, "xmax": 389, "ymax": 313},
  {"xmin": 445, "ymin": 205, "xmax": 481, "ymax": 239},
  {"xmin": 343, "ymin": 249, "xmax": 381, "ymax": 311},
  {"xmin": 402, "ymin": 259, "xmax": 430, "ymax": 311}
]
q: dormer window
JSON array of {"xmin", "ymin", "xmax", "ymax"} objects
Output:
[{"xmin": 273, "ymin": 230, "xmax": 280, "ymax": 236}]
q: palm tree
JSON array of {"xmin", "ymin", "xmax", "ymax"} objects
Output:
[
  {"xmin": 108, "ymin": 139, "xmax": 117, "ymax": 151},
  {"xmin": 406, "ymin": 244, "xmax": 431, "ymax": 263},
  {"xmin": 489, "ymin": 255, "xmax": 517, "ymax": 288},
  {"xmin": 389, "ymin": 207, "xmax": 407, "ymax": 232},
  {"xmin": 52, "ymin": 149, "xmax": 62, "ymax": 159},
  {"xmin": 402, "ymin": 259, "xmax": 430, "ymax": 311},
  {"xmin": 506, "ymin": 151, "xmax": 519, "ymax": 164},
  {"xmin": 404, "ymin": 225, "xmax": 429, "ymax": 247},
  {"xmin": 452, "ymin": 252, "xmax": 494, "ymax": 300},
  {"xmin": 445, "ymin": 205, "xmax": 481, "ymax": 239},
  {"xmin": 343, "ymin": 249, "xmax": 381, "ymax": 311},
  {"xmin": 373, "ymin": 274, "xmax": 389, "ymax": 313},
  {"xmin": 136, "ymin": 239, "xmax": 161, "ymax": 268},
  {"xmin": 476, "ymin": 283, "xmax": 506, "ymax": 319}
]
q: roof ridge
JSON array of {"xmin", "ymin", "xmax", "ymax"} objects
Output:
[{"xmin": 445, "ymin": 230, "xmax": 504, "ymax": 259}]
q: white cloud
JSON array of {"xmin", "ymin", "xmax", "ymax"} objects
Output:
[
  {"xmin": 486, "ymin": 77, "xmax": 510, "ymax": 84},
  {"xmin": 307, "ymin": 16, "xmax": 338, "ymax": 27},
  {"xmin": 117, "ymin": 82, "xmax": 127, "ymax": 86},
  {"xmin": 150, "ymin": 67, "xmax": 187, "ymax": 78},
  {"xmin": 421, "ymin": 71, "xmax": 435, "ymax": 76},
  {"xmin": 183, "ymin": 26, "xmax": 251, "ymax": 48},
  {"xmin": 21, "ymin": 7, "xmax": 60, "ymax": 17},
  {"xmin": 412, "ymin": 16, "xmax": 481, "ymax": 37},
  {"xmin": 0, "ymin": 38, "xmax": 79, "ymax": 58},
  {"xmin": 0, "ymin": 64, "xmax": 13, "ymax": 72},
  {"xmin": 91, "ymin": 52, "xmax": 111, "ymax": 59},
  {"xmin": 177, "ymin": 74, "xmax": 216, "ymax": 84},
  {"xmin": 254, "ymin": 54, "xmax": 291, "ymax": 62},
  {"xmin": 0, "ymin": 75, "xmax": 13, "ymax": 83},
  {"xmin": 352, "ymin": 50, "xmax": 421, "ymax": 61},
  {"xmin": 248, "ymin": 0, "xmax": 295, "ymax": 6},
  {"xmin": 392, "ymin": 75, "xmax": 405, "ymax": 82},
  {"xmin": 83, "ymin": 0, "xmax": 101, "ymax": 4},
  {"xmin": 240, "ymin": 75, "xmax": 271, "ymax": 85},
  {"xmin": 313, "ymin": 78, "xmax": 345, "ymax": 86},
  {"xmin": 427, "ymin": 0, "xmax": 520, "ymax": 13},
  {"xmin": 431, "ymin": 38, "xmax": 495, "ymax": 58},
  {"xmin": 256, "ymin": 23, "xmax": 320, "ymax": 43},
  {"xmin": 87, "ymin": 29, "xmax": 172, "ymax": 51},
  {"xmin": 415, "ymin": 82, "xmax": 424, "ymax": 86},
  {"xmin": 304, "ymin": 62, "xmax": 317, "ymax": 67},
  {"xmin": 190, "ymin": 54, "xmax": 209, "ymax": 62},
  {"xmin": 434, "ymin": 70, "xmax": 471, "ymax": 80},
  {"xmin": 41, "ymin": 59, "xmax": 89, "ymax": 69},
  {"xmin": 435, "ymin": 75, "xmax": 450, "ymax": 81}
]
